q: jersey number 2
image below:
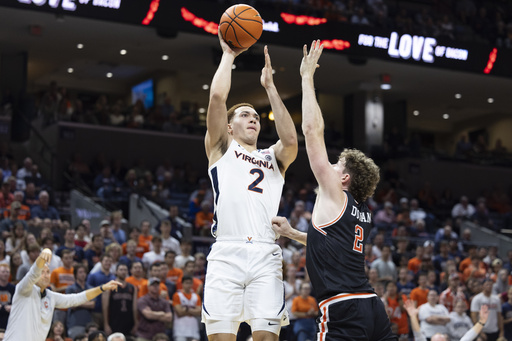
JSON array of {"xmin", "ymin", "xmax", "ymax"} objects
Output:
[
  {"xmin": 353, "ymin": 225, "xmax": 363, "ymax": 253},
  {"xmin": 248, "ymin": 169, "xmax": 264, "ymax": 193}
]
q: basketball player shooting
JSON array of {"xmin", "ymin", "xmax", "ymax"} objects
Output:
[
  {"xmin": 272, "ymin": 40, "xmax": 397, "ymax": 340},
  {"xmin": 201, "ymin": 31, "xmax": 298, "ymax": 341}
]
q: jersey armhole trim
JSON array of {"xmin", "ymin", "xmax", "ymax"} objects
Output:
[{"xmin": 312, "ymin": 191, "xmax": 348, "ymax": 235}]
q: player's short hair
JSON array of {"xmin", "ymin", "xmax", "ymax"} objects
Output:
[
  {"xmin": 338, "ymin": 148, "xmax": 380, "ymax": 203},
  {"xmin": 227, "ymin": 103, "xmax": 254, "ymax": 123}
]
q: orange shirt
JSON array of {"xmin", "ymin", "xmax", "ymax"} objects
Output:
[
  {"xmin": 172, "ymin": 290, "xmax": 202, "ymax": 307},
  {"xmin": 138, "ymin": 282, "xmax": 169, "ymax": 299},
  {"xmin": 459, "ymin": 257, "xmax": 472, "ymax": 273},
  {"xmin": 167, "ymin": 267, "xmax": 183, "ymax": 283},
  {"xmin": 408, "ymin": 257, "xmax": 422, "ymax": 274},
  {"xmin": 126, "ymin": 276, "xmax": 148, "ymax": 298},
  {"xmin": 4, "ymin": 204, "xmax": 31, "ymax": 220},
  {"xmin": 462, "ymin": 264, "xmax": 486, "ymax": 283},
  {"xmin": 291, "ymin": 295, "xmax": 318, "ymax": 316},
  {"xmin": 386, "ymin": 296, "xmax": 409, "ymax": 335},
  {"xmin": 410, "ymin": 287, "xmax": 429, "ymax": 307},
  {"xmin": 50, "ymin": 267, "xmax": 75, "ymax": 291},
  {"xmin": 122, "ymin": 241, "xmax": 150, "ymax": 259},
  {"xmin": 176, "ymin": 276, "xmax": 203, "ymax": 294},
  {"xmin": 195, "ymin": 211, "xmax": 213, "ymax": 229},
  {"xmin": 139, "ymin": 235, "xmax": 153, "ymax": 246}
]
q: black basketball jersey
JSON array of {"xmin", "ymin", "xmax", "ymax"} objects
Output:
[
  {"xmin": 108, "ymin": 282, "xmax": 135, "ymax": 334},
  {"xmin": 306, "ymin": 191, "xmax": 375, "ymax": 302}
]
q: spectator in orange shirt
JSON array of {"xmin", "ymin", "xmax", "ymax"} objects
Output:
[
  {"xmin": 122, "ymin": 227, "xmax": 149, "ymax": 259},
  {"xmin": 4, "ymin": 195, "xmax": 30, "ymax": 220},
  {"xmin": 384, "ymin": 281, "xmax": 409, "ymax": 337},
  {"xmin": 194, "ymin": 201, "xmax": 213, "ymax": 237},
  {"xmin": 459, "ymin": 245, "xmax": 478, "ymax": 273},
  {"xmin": 176, "ymin": 260, "xmax": 203, "ymax": 296},
  {"xmin": 138, "ymin": 220, "xmax": 153, "ymax": 247},
  {"xmin": 50, "ymin": 249, "xmax": 76, "ymax": 323},
  {"xmin": 291, "ymin": 282, "xmax": 318, "ymax": 341},
  {"xmin": 462, "ymin": 255, "xmax": 487, "ymax": 283},
  {"xmin": 165, "ymin": 250, "xmax": 182, "ymax": 284},
  {"xmin": 408, "ymin": 245, "xmax": 424, "ymax": 275},
  {"xmin": 126, "ymin": 260, "xmax": 147, "ymax": 299},
  {"xmin": 410, "ymin": 272, "xmax": 429, "ymax": 307}
]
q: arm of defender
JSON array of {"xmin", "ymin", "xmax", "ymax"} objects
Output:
[
  {"xmin": 272, "ymin": 216, "xmax": 307, "ymax": 246},
  {"xmin": 261, "ymin": 45, "xmax": 298, "ymax": 174}
]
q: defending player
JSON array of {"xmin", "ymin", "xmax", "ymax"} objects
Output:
[
  {"xmin": 202, "ymin": 32, "xmax": 298, "ymax": 341},
  {"xmin": 272, "ymin": 40, "xmax": 396, "ymax": 340}
]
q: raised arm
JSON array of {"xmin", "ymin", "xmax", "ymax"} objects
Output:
[
  {"xmin": 17, "ymin": 248, "xmax": 52, "ymax": 296},
  {"xmin": 205, "ymin": 31, "xmax": 247, "ymax": 164},
  {"xmin": 300, "ymin": 40, "xmax": 333, "ymax": 186},
  {"xmin": 261, "ymin": 45, "xmax": 298, "ymax": 174}
]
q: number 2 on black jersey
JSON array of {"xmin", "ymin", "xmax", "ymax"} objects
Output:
[
  {"xmin": 353, "ymin": 225, "xmax": 363, "ymax": 253},
  {"xmin": 248, "ymin": 168, "xmax": 264, "ymax": 193}
]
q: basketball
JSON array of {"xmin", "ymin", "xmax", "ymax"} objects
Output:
[{"xmin": 219, "ymin": 4, "xmax": 263, "ymax": 49}]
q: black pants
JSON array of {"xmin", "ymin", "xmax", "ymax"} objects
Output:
[{"xmin": 318, "ymin": 296, "xmax": 397, "ymax": 341}]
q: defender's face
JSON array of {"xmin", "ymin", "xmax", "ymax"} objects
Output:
[
  {"xmin": 229, "ymin": 106, "xmax": 260, "ymax": 142},
  {"xmin": 36, "ymin": 265, "xmax": 51, "ymax": 289}
]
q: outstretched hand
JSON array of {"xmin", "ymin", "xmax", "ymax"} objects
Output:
[
  {"xmin": 260, "ymin": 45, "xmax": 275, "ymax": 89},
  {"xmin": 300, "ymin": 40, "xmax": 323, "ymax": 78},
  {"xmin": 102, "ymin": 280, "xmax": 123, "ymax": 292},
  {"xmin": 479, "ymin": 304, "xmax": 489, "ymax": 324},
  {"xmin": 218, "ymin": 30, "xmax": 247, "ymax": 57},
  {"xmin": 403, "ymin": 299, "xmax": 418, "ymax": 317}
]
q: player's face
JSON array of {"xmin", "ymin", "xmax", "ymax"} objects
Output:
[{"xmin": 229, "ymin": 107, "xmax": 260, "ymax": 143}]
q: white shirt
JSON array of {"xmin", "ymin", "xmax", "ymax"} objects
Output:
[
  {"xmin": 4, "ymin": 263, "xmax": 88, "ymax": 341},
  {"xmin": 418, "ymin": 303, "xmax": 450, "ymax": 337},
  {"xmin": 162, "ymin": 236, "xmax": 181, "ymax": 255},
  {"xmin": 173, "ymin": 291, "xmax": 200, "ymax": 339},
  {"xmin": 174, "ymin": 255, "xmax": 195, "ymax": 270},
  {"xmin": 470, "ymin": 292, "xmax": 502, "ymax": 334},
  {"xmin": 447, "ymin": 311, "xmax": 473, "ymax": 341},
  {"xmin": 142, "ymin": 250, "xmax": 165, "ymax": 269}
]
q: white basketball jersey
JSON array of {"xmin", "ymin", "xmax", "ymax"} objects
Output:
[{"xmin": 208, "ymin": 139, "xmax": 284, "ymax": 242}]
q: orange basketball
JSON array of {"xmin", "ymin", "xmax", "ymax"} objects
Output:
[{"xmin": 219, "ymin": 4, "xmax": 263, "ymax": 49}]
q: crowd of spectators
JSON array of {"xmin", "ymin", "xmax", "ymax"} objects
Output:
[{"xmin": 0, "ymin": 131, "xmax": 509, "ymax": 341}]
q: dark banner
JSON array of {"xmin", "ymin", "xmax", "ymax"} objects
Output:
[
  {"xmin": 177, "ymin": 0, "xmax": 512, "ymax": 78},
  {"xmin": 0, "ymin": 0, "xmax": 178, "ymax": 29}
]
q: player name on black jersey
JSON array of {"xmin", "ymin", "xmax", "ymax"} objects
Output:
[{"xmin": 351, "ymin": 205, "xmax": 372, "ymax": 223}]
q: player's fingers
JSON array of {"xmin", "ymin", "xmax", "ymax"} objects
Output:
[{"xmin": 303, "ymin": 44, "xmax": 308, "ymax": 58}]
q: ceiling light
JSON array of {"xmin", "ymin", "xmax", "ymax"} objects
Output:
[
  {"xmin": 413, "ymin": 110, "xmax": 419, "ymax": 116},
  {"xmin": 106, "ymin": 72, "xmax": 113, "ymax": 78},
  {"xmin": 487, "ymin": 98, "xmax": 494, "ymax": 103},
  {"xmin": 455, "ymin": 93, "xmax": 461, "ymax": 99},
  {"xmin": 380, "ymin": 84, "xmax": 391, "ymax": 90},
  {"xmin": 67, "ymin": 68, "xmax": 74, "ymax": 74},
  {"xmin": 198, "ymin": 108, "xmax": 206, "ymax": 114},
  {"xmin": 442, "ymin": 113, "xmax": 449, "ymax": 119},
  {"xmin": 268, "ymin": 111, "xmax": 274, "ymax": 121},
  {"xmin": 232, "ymin": 64, "xmax": 236, "ymax": 70},
  {"xmin": 161, "ymin": 55, "xmax": 169, "ymax": 61},
  {"xmin": 272, "ymin": 69, "xmax": 276, "ymax": 75},
  {"xmin": 77, "ymin": 43, "xmax": 84, "ymax": 49},
  {"xmin": 202, "ymin": 84, "xmax": 209, "ymax": 90},
  {"xmin": 120, "ymin": 49, "xmax": 127, "ymax": 55}
]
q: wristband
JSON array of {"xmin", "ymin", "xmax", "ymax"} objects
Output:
[
  {"xmin": 100, "ymin": 285, "xmax": 105, "ymax": 292},
  {"xmin": 478, "ymin": 321, "xmax": 485, "ymax": 326}
]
